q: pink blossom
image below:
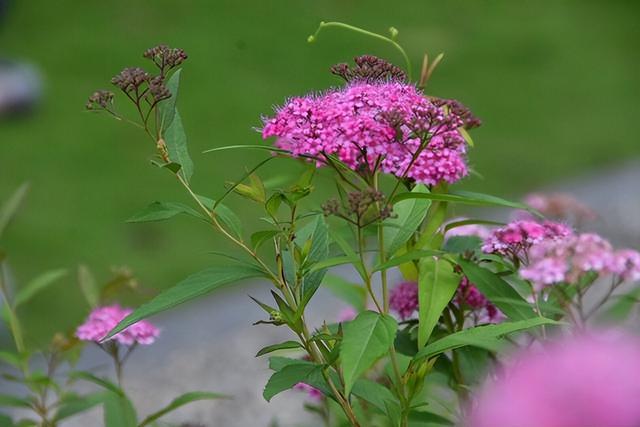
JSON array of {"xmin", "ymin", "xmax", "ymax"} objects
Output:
[
  {"xmin": 455, "ymin": 276, "xmax": 504, "ymax": 323},
  {"xmin": 482, "ymin": 220, "xmax": 572, "ymax": 258},
  {"xmin": 389, "ymin": 281, "xmax": 419, "ymax": 320},
  {"xmin": 445, "ymin": 220, "xmax": 491, "ymax": 240},
  {"xmin": 262, "ymin": 81, "xmax": 473, "ymax": 186},
  {"xmin": 520, "ymin": 232, "xmax": 616, "ymax": 289},
  {"xmin": 469, "ymin": 331, "xmax": 640, "ymax": 427},
  {"xmin": 75, "ymin": 305, "xmax": 160, "ymax": 346},
  {"xmin": 607, "ymin": 249, "xmax": 640, "ymax": 282},
  {"xmin": 294, "ymin": 382, "xmax": 323, "ymax": 401},
  {"xmin": 518, "ymin": 193, "xmax": 597, "ymax": 224},
  {"xmin": 337, "ymin": 307, "xmax": 357, "ymax": 323}
]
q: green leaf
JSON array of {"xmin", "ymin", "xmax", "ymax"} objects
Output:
[
  {"xmin": 457, "ymin": 259, "xmax": 535, "ymax": 321},
  {"xmin": 14, "ymin": 269, "xmax": 67, "ymax": 308},
  {"xmin": 413, "ymin": 317, "xmax": 560, "ymax": 361},
  {"xmin": 442, "ymin": 236, "xmax": 482, "ymax": 254},
  {"xmin": 263, "ymin": 363, "xmax": 323, "ymax": 401},
  {"xmin": 164, "ymin": 110, "xmax": 194, "ymax": 183},
  {"xmin": 0, "ymin": 351, "xmax": 23, "ymax": 369},
  {"xmin": 158, "ymin": 69, "xmax": 181, "ymax": 131},
  {"xmin": 0, "ymin": 183, "xmax": 29, "ymax": 239},
  {"xmin": 53, "ymin": 393, "xmax": 106, "ymax": 422},
  {"xmin": 418, "ymin": 257, "xmax": 460, "ymax": 348},
  {"xmin": 77, "ymin": 265, "xmax": 99, "ymax": 308},
  {"xmin": 0, "ymin": 413, "xmax": 14, "ymax": 427},
  {"xmin": 0, "ymin": 395, "xmax": 32, "ymax": 409},
  {"xmin": 250, "ymin": 230, "xmax": 280, "ymax": 250},
  {"xmin": 106, "ymin": 265, "xmax": 265, "ymax": 339},
  {"xmin": 322, "ymin": 275, "xmax": 367, "ymax": 311},
  {"xmin": 408, "ymin": 410, "xmax": 454, "ymax": 426},
  {"xmin": 372, "ymin": 249, "xmax": 443, "ymax": 273},
  {"xmin": 103, "ymin": 391, "xmax": 137, "ymax": 427},
  {"xmin": 341, "ymin": 311, "xmax": 398, "ymax": 395},
  {"xmin": 70, "ymin": 371, "xmax": 124, "ymax": 396},
  {"xmin": 139, "ymin": 392, "xmax": 229, "ymax": 426},
  {"xmin": 351, "ymin": 378, "xmax": 399, "ymax": 413},
  {"xmin": 299, "ymin": 216, "xmax": 329, "ymax": 309},
  {"xmin": 126, "ymin": 201, "xmax": 204, "ymax": 223},
  {"xmin": 392, "ymin": 190, "xmax": 538, "ymax": 214},
  {"xmin": 197, "ymin": 195, "xmax": 243, "ymax": 239},
  {"xmin": 384, "ymin": 184, "xmax": 431, "ymax": 257},
  {"xmin": 256, "ymin": 341, "xmax": 303, "ymax": 357},
  {"xmin": 203, "ymin": 145, "xmax": 291, "ymax": 155},
  {"xmin": 599, "ymin": 288, "xmax": 640, "ymax": 323},
  {"xmin": 308, "ymin": 255, "xmax": 356, "ymax": 273}
]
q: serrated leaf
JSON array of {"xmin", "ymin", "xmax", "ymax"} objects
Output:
[
  {"xmin": 384, "ymin": 184, "xmax": 430, "ymax": 257},
  {"xmin": 458, "ymin": 259, "xmax": 535, "ymax": 321},
  {"xmin": 105, "ymin": 265, "xmax": 265, "ymax": 339},
  {"xmin": 164, "ymin": 110, "xmax": 194, "ymax": 183},
  {"xmin": 341, "ymin": 311, "xmax": 397, "ymax": 395},
  {"xmin": 299, "ymin": 216, "xmax": 329, "ymax": 309},
  {"xmin": 14, "ymin": 269, "xmax": 67, "ymax": 308},
  {"xmin": 157, "ymin": 69, "xmax": 181, "ymax": 131},
  {"xmin": 263, "ymin": 363, "xmax": 323, "ymax": 401},
  {"xmin": 418, "ymin": 257, "xmax": 460, "ymax": 347},
  {"xmin": 139, "ymin": 391, "xmax": 229, "ymax": 426},
  {"xmin": 127, "ymin": 201, "xmax": 204, "ymax": 223}
]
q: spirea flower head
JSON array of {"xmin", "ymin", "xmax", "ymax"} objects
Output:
[
  {"xmin": 389, "ymin": 281, "xmax": 419, "ymax": 320},
  {"xmin": 481, "ymin": 220, "xmax": 572, "ymax": 259},
  {"xmin": 607, "ymin": 249, "xmax": 640, "ymax": 282},
  {"xmin": 520, "ymin": 232, "xmax": 618, "ymax": 289},
  {"xmin": 520, "ymin": 192, "xmax": 597, "ymax": 224},
  {"xmin": 469, "ymin": 331, "xmax": 640, "ymax": 427},
  {"xmin": 262, "ymin": 63, "xmax": 478, "ymax": 186},
  {"xmin": 75, "ymin": 305, "xmax": 160, "ymax": 346}
]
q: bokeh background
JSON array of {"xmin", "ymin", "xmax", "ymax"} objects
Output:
[{"xmin": 1, "ymin": 0, "xmax": 639, "ymax": 346}]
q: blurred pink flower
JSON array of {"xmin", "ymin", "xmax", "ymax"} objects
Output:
[
  {"xmin": 482, "ymin": 220, "xmax": 572, "ymax": 259},
  {"xmin": 455, "ymin": 276, "xmax": 504, "ymax": 323},
  {"xmin": 76, "ymin": 304, "xmax": 159, "ymax": 346},
  {"xmin": 469, "ymin": 331, "xmax": 640, "ymax": 427},
  {"xmin": 389, "ymin": 281, "xmax": 419, "ymax": 320},
  {"xmin": 294, "ymin": 382, "xmax": 323, "ymax": 401},
  {"xmin": 337, "ymin": 307, "xmax": 357, "ymax": 323}
]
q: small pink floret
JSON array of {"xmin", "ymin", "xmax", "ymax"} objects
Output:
[{"xmin": 75, "ymin": 304, "xmax": 160, "ymax": 346}]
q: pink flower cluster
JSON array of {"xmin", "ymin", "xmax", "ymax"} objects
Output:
[
  {"xmin": 389, "ymin": 281, "xmax": 419, "ymax": 320},
  {"xmin": 75, "ymin": 305, "xmax": 160, "ymax": 346},
  {"xmin": 262, "ymin": 81, "xmax": 473, "ymax": 186},
  {"xmin": 521, "ymin": 232, "xmax": 640, "ymax": 289},
  {"xmin": 481, "ymin": 220, "xmax": 572, "ymax": 259},
  {"xmin": 455, "ymin": 276, "xmax": 503, "ymax": 323},
  {"xmin": 469, "ymin": 331, "xmax": 640, "ymax": 427}
]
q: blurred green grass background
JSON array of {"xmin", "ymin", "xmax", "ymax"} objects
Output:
[{"xmin": 1, "ymin": 0, "xmax": 638, "ymax": 344}]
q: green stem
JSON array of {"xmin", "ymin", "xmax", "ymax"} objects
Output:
[{"xmin": 309, "ymin": 21, "xmax": 413, "ymax": 80}]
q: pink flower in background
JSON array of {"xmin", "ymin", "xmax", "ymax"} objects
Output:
[
  {"xmin": 76, "ymin": 305, "xmax": 160, "ymax": 346},
  {"xmin": 607, "ymin": 249, "xmax": 640, "ymax": 282},
  {"xmin": 482, "ymin": 220, "xmax": 572, "ymax": 258},
  {"xmin": 262, "ymin": 79, "xmax": 477, "ymax": 186},
  {"xmin": 294, "ymin": 382, "xmax": 323, "ymax": 401},
  {"xmin": 389, "ymin": 281, "xmax": 419, "ymax": 320},
  {"xmin": 455, "ymin": 276, "xmax": 504, "ymax": 323},
  {"xmin": 519, "ymin": 232, "xmax": 631, "ymax": 289},
  {"xmin": 469, "ymin": 331, "xmax": 640, "ymax": 427},
  {"xmin": 445, "ymin": 220, "xmax": 491, "ymax": 240},
  {"xmin": 518, "ymin": 192, "xmax": 597, "ymax": 225},
  {"xmin": 337, "ymin": 307, "xmax": 357, "ymax": 323}
]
